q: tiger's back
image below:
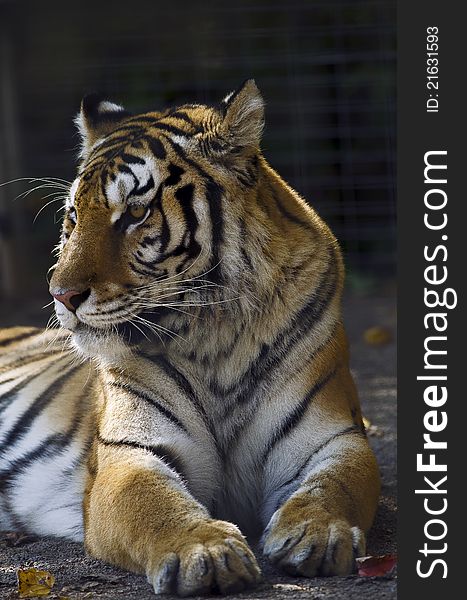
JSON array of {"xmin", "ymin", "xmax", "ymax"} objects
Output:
[{"xmin": 0, "ymin": 327, "xmax": 96, "ymax": 540}]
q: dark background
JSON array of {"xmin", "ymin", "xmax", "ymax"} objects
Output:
[{"xmin": 0, "ymin": 0, "xmax": 395, "ymax": 310}]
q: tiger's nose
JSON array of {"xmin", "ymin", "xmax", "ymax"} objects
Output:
[{"xmin": 51, "ymin": 288, "xmax": 91, "ymax": 313}]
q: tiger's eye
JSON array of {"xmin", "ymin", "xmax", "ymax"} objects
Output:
[{"xmin": 128, "ymin": 205, "xmax": 147, "ymax": 220}]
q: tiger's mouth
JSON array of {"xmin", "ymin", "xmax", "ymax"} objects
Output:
[
  {"xmin": 69, "ymin": 316, "xmax": 157, "ymax": 363},
  {"xmin": 72, "ymin": 308, "xmax": 166, "ymax": 347}
]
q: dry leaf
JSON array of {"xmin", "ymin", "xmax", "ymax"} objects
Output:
[
  {"xmin": 362, "ymin": 417, "xmax": 384, "ymax": 437},
  {"xmin": 363, "ymin": 326, "xmax": 392, "ymax": 346},
  {"xmin": 356, "ymin": 554, "xmax": 397, "ymax": 577},
  {"xmin": 17, "ymin": 567, "xmax": 55, "ymax": 598}
]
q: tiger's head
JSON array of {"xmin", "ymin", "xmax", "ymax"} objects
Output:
[{"xmin": 49, "ymin": 80, "xmax": 265, "ymax": 361}]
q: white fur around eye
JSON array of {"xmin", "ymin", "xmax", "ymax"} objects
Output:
[{"xmin": 67, "ymin": 178, "xmax": 80, "ymax": 209}]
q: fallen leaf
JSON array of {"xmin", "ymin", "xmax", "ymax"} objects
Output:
[
  {"xmin": 356, "ymin": 554, "xmax": 397, "ymax": 577},
  {"xmin": 17, "ymin": 567, "xmax": 55, "ymax": 598},
  {"xmin": 362, "ymin": 417, "xmax": 384, "ymax": 437},
  {"xmin": 363, "ymin": 326, "xmax": 392, "ymax": 346}
]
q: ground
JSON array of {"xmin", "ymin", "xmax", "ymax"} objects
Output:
[{"xmin": 0, "ymin": 289, "xmax": 397, "ymax": 599}]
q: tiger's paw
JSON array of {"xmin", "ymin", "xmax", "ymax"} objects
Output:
[
  {"xmin": 147, "ymin": 519, "xmax": 261, "ymax": 597},
  {"xmin": 262, "ymin": 501, "xmax": 365, "ymax": 577}
]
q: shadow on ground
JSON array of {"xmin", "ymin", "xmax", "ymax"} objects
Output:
[{"xmin": 0, "ymin": 290, "xmax": 397, "ymax": 599}]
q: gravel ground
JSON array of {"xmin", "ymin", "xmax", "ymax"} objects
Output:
[{"xmin": 0, "ymin": 290, "xmax": 397, "ymax": 599}]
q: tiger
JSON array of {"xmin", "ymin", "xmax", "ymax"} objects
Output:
[{"xmin": 0, "ymin": 80, "xmax": 380, "ymax": 597}]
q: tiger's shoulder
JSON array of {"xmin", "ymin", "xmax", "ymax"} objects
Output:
[
  {"xmin": 0, "ymin": 325, "xmax": 82, "ymax": 374},
  {"xmin": 1, "ymin": 326, "xmax": 69, "ymax": 353}
]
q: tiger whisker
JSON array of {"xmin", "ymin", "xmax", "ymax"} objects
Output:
[
  {"xmin": 131, "ymin": 303, "xmax": 199, "ymax": 320},
  {"xmin": 130, "ymin": 251, "xmax": 208, "ymax": 292},
  {"xmin": 133, "ymin": 281, "xmax": 238, "ymax": 303},
  {"xmin": 33, "ymin": 196, "xmax": 68, "ymax": 223},
  {"xmin": 132, "ymin": 253, "xmax": 226, "ymax": 293},
  {"xmin": 130, "ymin": 314, "xmax": 173, "ymax": 346},
  {"xmin": 126, "ymin": 318, "xmax": 151, "ymax": 342},
  {"xmin": 132, "ymin": 313, "xmax": 187, "ymax": 346},
  {"xmin": 14, "ymin": 184, "xmax": 70, "ymax": 202},
  {"xmin": 129, "ymin": 314, "xmax": 166, "ymax": 346},
  {"xmin": 0, "ymin": 176, "xmax": 72, "ymax": 190}
]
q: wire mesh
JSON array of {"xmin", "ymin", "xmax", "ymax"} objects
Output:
[{"xmin": 0, "ymin": 0, "xmax": 395, "ymax": 299}]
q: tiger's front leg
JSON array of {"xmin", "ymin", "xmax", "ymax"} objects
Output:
[
  {"xmin": 262, "ymin": 420, "xmax": 380, "ymax": 577},
  {"xmin": 84, "ymin": 380, "xmax": 260, "ymax": 597}
]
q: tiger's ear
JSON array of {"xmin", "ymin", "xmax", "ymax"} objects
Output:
[
  {"xmin": 75, "ymin": 93, "xmax": 131, "ymax": 160},
  {"xmin": 220, "ymin": 79, "xmax": 264, "ymax": 151}
]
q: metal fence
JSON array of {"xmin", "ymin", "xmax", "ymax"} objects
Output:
[{"xmin": 0, "ymin": 0, "xmax": 395, "ymax": 299}]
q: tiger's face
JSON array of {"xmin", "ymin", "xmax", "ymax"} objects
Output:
[{"xmin": 49, "ymin": 81, "xmax": 264, "ymax": 361}]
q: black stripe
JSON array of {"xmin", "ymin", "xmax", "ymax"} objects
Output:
[
  {"xmin": 162, "ymin": 135, "xmax": 211, "ymax": 184},
  {"xmin": 82, "ymin": 128, "xmax": 145, "ymax": 168},
  {"xmin": 120, "ymin": 153, "xmax": 145, "ymax": 165},
  {"xmin": 109, "ymin": 380, "xmax": 188, "ymax": 433},
  {"xmin": 131, "ymin": 174, "xmax": 155, "ymax": 197},
  {"xmin": 141, "ymin": 234, "xmax": 160, "ymax": 247},
  {"xmin": 0, "ymin": 364, "xmax": 81, "ymax": 452},
  {"xmin": 205, "ymin": 180, "xmax": 224, "ymax": 283},
  {"xmin": 231, "ymin": 166, "xmax": 256, "ymax": 188},
  {"xmin": 86, "ymin": 138, "xmax": 134, "ymax": 166},
  {"xmin": 117, "ymin": 163, "xmax": 135, "ymax": 176},
  {"xmin": 269, "ymin": 183, "xmax": 313, "ymax": 231},
  {"xmin": 139, "ymin": 352, "xmax": 205, "ymax": 418},
  {"xmin": 158, "ymin": 204, "xmax": 171, "ymax": 254},
  {"xmin": 215, "ymin": 245, "xmax": 339, "ymax": 404},
  {"xmin": 111, "ymin": 124, "xmax": 145, "ymax": 135},
  {"xmin": 134, "ymin": 252, "xmax": 180, "ymax": 276},
  {"xmin": 0, "ymin": 350, "xmax": 63, "ymax": 375},
  {"xmin": 0, "ymin": 329, "xmax": 39, "ymax": 348},
  {"xmin": 167, "ymin": 110, "xmax": 195, "ymax": 125},
  {"xmin": 0, "ymin": 383, "xmax": 92, "ymax": 489},
  {"xmin": 149, "ymin": 122, "xmax": 191, "ymax": 137},
  {"xmin": 99, "ymin": 169, "xmax": 110, "ymax": 208},
  {"xmin": 0, "ymin": 358, "xmax": 65, "ymax": 417},
  {"xmin": 157, "ymin": 135, "xmax": 225, "ymax": 280},
  {"xmin": 262, "ymin": 368, "xmax": 338, "ymax": 462},
  {"xmin": 85, "ymin": 303, "xmax": 129, "ymax": 317},
  {"xmin": 139, "ymin": 352, "xmax": 195, "ymax": 395},
  {"xmin": 146, "ymin": 135, "xmax": 167, "ymax": 159},
  {"xmin": 175, "ymin": 184, "xmax": 195, "ymax": 222},
  {"xmin": 138, "ymin": 351, "xmax": 220, "ymax": 449},
  {"xmin": 174, "ymin": 184, "xmax": 201, "ymax": 259},
  {"xmin": 129, "ymin": 262, "xmax": 157, "ymax": 278},
  {"xmin": 97, "ymin": 434, "xmax": 185, "ymax": 478},
  {"xmin": 165, "ymin": 163, "xmax": 185, "ymax": 187}
]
